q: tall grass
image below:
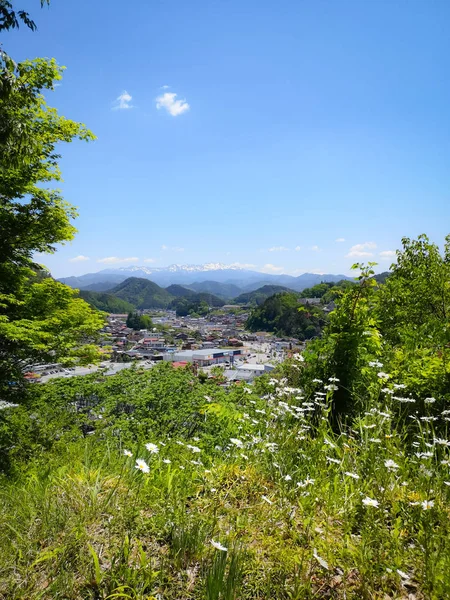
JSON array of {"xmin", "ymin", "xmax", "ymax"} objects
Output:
[{"xmin": 1, "ymin": 371, "xmax": 449, "ymax": 599}]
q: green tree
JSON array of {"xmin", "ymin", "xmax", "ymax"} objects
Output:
[
  {"xmin": 126, "ymin": 312, "xmax": 153, "ymax": 331},
  {"xmin": 0, "ymin": 22, "xmax": 104, "ymax": 394}
]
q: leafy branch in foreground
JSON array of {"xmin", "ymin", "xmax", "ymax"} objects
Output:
[{"xmin": 0, "ymin": 40, "xmax": 104, "ymax": 396}]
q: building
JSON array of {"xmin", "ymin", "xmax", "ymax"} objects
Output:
[{"xmin": 168, "ymin": 348, "xmax": 244, "ymax": 367}]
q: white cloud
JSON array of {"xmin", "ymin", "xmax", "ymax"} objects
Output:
[
  {"xmin": 335, "ymin": 238, "xmax": 346, "ymax": 243},
  {"xmin": 143, "ymin": 258, "xmax": 157, "ymax": 263},
  {"xmin": 156, "ymin": 92, "xmax": 190, "ymax": 117},
  {"xmin": 161, "ymin": 85, "xmax": 170, "ymax": 90},
  {"xmin": 268, "ymin": 246, "xmax": 289, "ymax": 252},
  {"xmin": 310, "ymin": 245, "xmax": 320, "ymax": 251},
  {"xmin": 161, "ymin": 245, "xmax": 185, "ymax": 252},
  {"xmin": 69, "ymin": 255, "xmax": 90, "ymax": 262},
  {"xmin": 294, "ymin": 246, "xmax": 302, "ymax": 251},
  {"xmin": 97, "ymin": 256, "xmax": 139, "ymax": 264},
  {"xmin": 113, "ymin": 91, "xmax": 133, "ymax": 110},
  {"xmin": 379, "ymin": 250, "xmax": 396, "ymax": 259},
  {"xmin": 261, "ymin": 263, "xmax": 285, "ymax": 274},
  {"xmin": 346, "ymin": 242, "xmax": 377, "ymax": 258}
]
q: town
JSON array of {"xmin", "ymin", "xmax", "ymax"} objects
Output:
[{"xmin": 34, "ymin": 306, "xmax": 305, "ymax": 384}]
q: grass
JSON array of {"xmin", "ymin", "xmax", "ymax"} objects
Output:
[{"xmin": 1, "ymin": 372, "xmax": 450, "ymax": 599}]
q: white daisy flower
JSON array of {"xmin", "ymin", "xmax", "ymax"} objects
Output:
[
  {"xmin": 135, "ymin": 459, "xmax": 150, "ymax": 473},
  {"xmin": 210, "ymin": 539, "xmax": 227, "ymax": 552}
]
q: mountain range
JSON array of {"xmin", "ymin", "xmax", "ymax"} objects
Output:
[
  {"xmin": 59, "ymin": 263, "xmax": 352, "ymax": 295},
  {"xmin": 79, "ymin": 278, "xmax": 228, "ymax": 312}
]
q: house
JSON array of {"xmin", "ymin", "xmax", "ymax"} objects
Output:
[{"xmin": 298, "ymin": 297, "xmax": 322, "ymax": 306}]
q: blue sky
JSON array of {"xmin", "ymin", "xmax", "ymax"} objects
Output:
[{"xmin": 6, "ymin": 0, "xmax": 450, "ymax": 277}]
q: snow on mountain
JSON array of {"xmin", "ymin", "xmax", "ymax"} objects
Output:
[{"xmin": 102, "ymin": 263, "xmax": 249, "ymax": 275}]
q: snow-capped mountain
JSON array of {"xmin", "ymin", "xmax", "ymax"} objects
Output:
[
  {"xmin": 58, "ymin": 263, "xmax": 352, "ymax": 293},
  {"xmin": 102, "ymin": 263, "xmax": 249, "ymax": 275}
]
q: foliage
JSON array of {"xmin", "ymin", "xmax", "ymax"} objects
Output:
[
  {"xmin": 234, "ymin": 285, "xmax": 293, "ymax": 306},
  {"xmin": 126, "ymin": 312, "xmax": 154, "ymax": 331},
  {"xmin": 0, "ymin": 0, "xmax": 48, "ymax": 35},
  {"xmin": 79, "ymin": 290, "xmax": 135, "ymax": 314},
  {"xmin": 246, "ymin": 292, "xmax": 325, "ymax": 339},
  {"xmin": 1, "ymin": 361, "xmax": 450, "ymax": 598},
  {"xmin": 303, "ymin": 235, "xmax": 450, "ymax": 424},
  {"xmin": 0, "ymin": 53, "xmax": 103, "ymax": 395}
]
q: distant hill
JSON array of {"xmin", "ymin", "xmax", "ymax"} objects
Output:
[
  {"xmin": 57, "ymin": 265, "xmax": 353, "ymax": 291},
  {"xmin": 103, "ymin": 278, "xmax": 226, "ymax": 310},
  {"xmin": 166, "ymin": 284, "xmax": 196, "ymax": 298},
  {"xmin": 234, "ymin": 285, "xmax": 295, "ymax": 306},
  {"xmin": 373, "ymin": 271, "xmax": 390, "ymax": 284},
  {"xmin": 83, "ymin": 281, "xmax": 117, "ymax": 292},
  {"xmin": 79, "ymin": 290, "xmax": 135, "ymax": 313},
  {"xmin": 111, "ymin": 278, "xmax": 174, "ymax": 309},
  {"xmin": 186, "ymin": 281, "xmax": 243, "ymax": 299}
]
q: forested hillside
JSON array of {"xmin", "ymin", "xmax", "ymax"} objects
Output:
[
  {"xmin": 234, "ymin": 284, "xmax": 294, "ymax": 305},
  {"xmin": 79, "ymin": 290, "xmax": 135, "ymax": 313},
  {"xmin": 246, "ymin": 292, "xmax": 325, "ymax": 339}
]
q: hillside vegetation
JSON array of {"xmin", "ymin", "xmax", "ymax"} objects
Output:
[
  {"xmin": 246, "ymin": 292, "xmax": 324, "ymax": 339},
  {"xmin": 234, "ymin": 285, "xmax": 294, "ymax": 306},
  {"xmin": 2, "ymin": 235, "xmax": 449, "ymax": 599},
  {"xmin": 79, "ymin": 290, "xmax": 135, "ymax": 313}
]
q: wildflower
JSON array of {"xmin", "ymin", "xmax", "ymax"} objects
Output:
[
  {"xmin": 362, "ymin": 496, "xmax": 379, "ymax": 507},
  {"xmin": 363, "ymin": 424, "xmax": 376, "ymax": 429},
  {"xmin": 433, "ymin": 438, "xmax": 450, "ymax": 447},
  {"xmin": 186, "ymin": 445, "xmax": 201, "ymax": 453},
  {"xmin": 326, "ymin": 456, "xmax": 340, "ymax": 464},
  {"xmin": 444, "ymin": 481, "xmax": 450, "ymax": 486},
  {"xmin": 210, "ymin": 540, "xmax": 227, "ymax": 552},
  {"xmin": 384, "ymin": 459, "xmax": 399, "ymax": 470},
  {"xmin": 293, "ymin": 353, "xmax": 305, "ymax": 362},
  {"xmin": 145, "ymin": 443, "xmax": 159, "ymax": 454},
  {"xmin": 135, "ymin": 459, "xmax": 150, "ymax": 473},
  {"xmin": 324, "ymin": 384, "xmax": 338, "ymax": 392},
  {"xmin": 381, "ymin": 387, "xmax": 394, "ymax": 395},
  {"xmin": 284, "ymin": 474, "xmax": 292, "ymax": 481},
  {"xmin": 393, "ymin": 383, "xmax": 406, "ymax": 389},
  {"xmin": 0, "ymin": 401, "xmax": 19, "ymax": 409},
  {"xmin": 163, "ymin": 459, "xmax": 171, "ymax": 464},
  {"xmin": 424, "ymin": 397, "xmax": 436, "ymax": 404},
  {"xmin": 230, "ymin": 438, "xmax": 244, "ymax": 448},
  {"xmin": 261, "ymin": 495, "xmax": 273, "ymax": 505},
  {"xmin": 313, "ymin": 549, "xmax": 329, "ymax": 570},
  {"xmin": 204, "ymin": 395, "xmax": 212, "ymax": 402},
  {"xmin": 377, "ymin": 372, "xmax": 390, "ymax": 380},
  {"xmin": 369, "ymin": 360, "xmax": 383, "ymax": 368},
  {"xmin": 397, "ymin": 569, "xmax": 410, "ymax": 580},
  {"xmin": 312, "ymin": 378, "xmax": 323, "ymax": 383},
  {"xmin": 369, "ymin": 438, "xmax": 382, "ymax": 443},
  {"xmin": 240, "ymin": 453, "xmax": 249, "ymax": 460},
  {"xmin": 324, "ymin": 438, "xmax": 336, "ymax": 448},
  {"xmin": 344, "ymin": 471, "xmax": 360, "ymax": 480},
  {"xmin": 421, "ymin": 500, "xmax": 434, "ymax": 510},
  {"xmin": 123, "ymin": 449, "xmax": 133, "ymax": 457},
  {"xmin": 328, "ymin": 376, "xmax": 340, "ymax": 382}
]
